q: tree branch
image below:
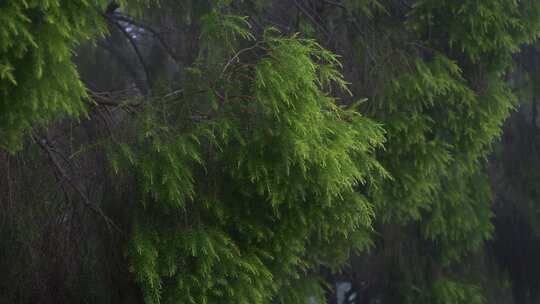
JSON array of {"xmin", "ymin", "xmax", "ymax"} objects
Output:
[
  {"xmin": 110, "ymin": 14, "xmax": 183, "ymax": 63},
  {"xmin": 102, "ymin": 13, "xmax": 153, "ymax": 93},
  {"xmin": 33, "ymin": 133, "xmax": 124, "ymax": 235}
]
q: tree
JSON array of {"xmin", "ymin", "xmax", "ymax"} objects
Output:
[{"xmin": 3, "ymin": 1, "xmax": 540, "ymax": 304}]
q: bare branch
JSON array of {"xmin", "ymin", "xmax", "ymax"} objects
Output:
[
  {"xmin": 33, "ymin": 133, "xmax": 124, "ymax": 235},
  {"xmin": 102, "ymin": 13, "xmax": 153, "ymax": 93},
  {"xmin": 110, "ymin": 14, "xmax": 183, "ymax": 63},
  {"xmin": 88, "ymin": 89, "xmax": 142, "ymax": 107}
]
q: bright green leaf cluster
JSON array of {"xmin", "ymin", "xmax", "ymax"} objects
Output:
[
  {"xmin": 0, "ymin": 0, "xmax": 114, "ymax": 151},
  {"xmin": 115, "ymin": 25, "xmax": 386, "ymax": 303}
]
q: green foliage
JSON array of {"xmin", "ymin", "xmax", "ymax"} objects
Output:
[
  {"xmin": 362, "ymin": 0, "xmax": 540, "ymax": 301},
  {"xmin": 371, "ymin": 55, "xmax": 512, "ymax": 224},
  {"xmin": 114, "ymin": 21, "xmax": 386, "ymax": 303},
  {"xmin": 4, "ymin": 1, "xmax": 540, "ymax": 303},
  {"xmin": 431, "ymin": 277, "xmax": 485, "ymax": 304},
  {"xmin": 0, "ymin": 0, "xmax": 113, "ymax": 151},
  {"xmin": 422, "ymin": 172, "xmax": 494, "ymax": 265},
  {"xmin": 411, "ymin": 0, "xmax": 540, "ymax": 63}
]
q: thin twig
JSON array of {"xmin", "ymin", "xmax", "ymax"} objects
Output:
[{"xmin": 221, "ymin": 42, "xmax": 264, "ymax": 78}]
